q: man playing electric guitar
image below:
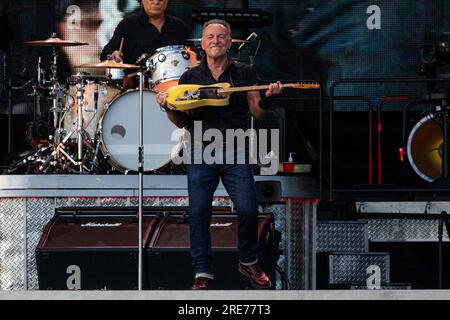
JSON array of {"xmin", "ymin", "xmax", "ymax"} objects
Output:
[{"xmin": 156, "ymin": 18, "xmax": 282, "ymax": 290}]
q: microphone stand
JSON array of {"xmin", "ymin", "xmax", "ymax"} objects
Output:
[
  {"xmin": 137, "ymin": 65, "xmax": 145, "ymax": 290},
  {"xmin": 237, "ymin": 32, "xmax": 258, "ymax": 66}
]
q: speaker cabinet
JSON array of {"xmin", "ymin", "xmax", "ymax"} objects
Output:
[
  {"xmin": 35, "ymin": 208, "xmax": 161, "ymax": 290},
  {"xmin": 36, "ymin": 207, "xmax": 277, "ymax": 290},
  {"xmin": 147, "ymin": 213, "xmax": 277, "ymax": 290}
]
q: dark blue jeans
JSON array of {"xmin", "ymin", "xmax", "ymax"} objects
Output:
[{"xmin": 187, "ymin": 163, "xmax": 258, "ymax": 276}]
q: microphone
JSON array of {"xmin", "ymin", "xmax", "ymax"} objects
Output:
[
  {"xmin": 136, "ymin": 53, "xmax": 150, "ymax": 65},
  {"xmin": 238, "ymin": 32, "xmax": 258, "ymax": 51}
]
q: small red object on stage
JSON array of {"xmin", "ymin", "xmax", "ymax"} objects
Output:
[{"xmin": 399, "ymin": 147, "xmax": 406, "ymax": 162}]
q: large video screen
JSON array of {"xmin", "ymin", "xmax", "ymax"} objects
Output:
[{"xmin": 1, "ymin": 0, "xmax": 449, "ymax": 97}]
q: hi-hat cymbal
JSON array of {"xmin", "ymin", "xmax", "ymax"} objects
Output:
[
  {"xmin": 75, "ymin": 60, "xmax": 139, "ymax": 69},
  {"xmin": 187, "ymin": 38, "xmax": 248, "ymax": 43},
  {"xmin": 24, "ymin": 37, "xmax": 88, "ymax": 47}
]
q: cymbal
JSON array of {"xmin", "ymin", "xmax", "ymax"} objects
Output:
[
  {"xmin": 187, "ymin": 38, "xmax": 248, "ymax": 43},
  {"xmin": 24, "ymin": 37, "xmax": 88, "ymax": 47},
  {"xmin": 75, "ymin": 60, "xmax": 139, "ymax": 69}
]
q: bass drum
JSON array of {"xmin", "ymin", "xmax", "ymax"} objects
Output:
[
  {"xmin": 407, "ymin": 113, "xmax": 448, "ymax": 182},
  {"xmin": 99, "ymin": 90, "xmax": 183, "ymax": 172}
]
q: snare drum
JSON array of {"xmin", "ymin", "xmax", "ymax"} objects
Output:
[
  {"xmin": 148, "ymin": 45, "xmax": 197, "ymax": 92},
  {"xmin": 99, "ymin": 89, "xmax": 183, "ymax": 172}
]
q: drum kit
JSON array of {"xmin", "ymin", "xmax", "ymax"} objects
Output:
[{"xmin": 8, "ymin": 34, "xmax": 205, "ymax": 174}]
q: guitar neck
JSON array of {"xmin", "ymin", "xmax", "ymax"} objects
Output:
[{"xmin": 217, "ymin": 82, "xmax": 320, "ymax": 94}]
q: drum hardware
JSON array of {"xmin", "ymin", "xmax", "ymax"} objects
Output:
[
  {"xmin": 23, "ymin": 34, "xmax": 88, "ymax": 47},
  {"xmin": 50, "ymin": 45, "xmax": 65, "ymax": 129},
  {"xmin": 37, "ymin": 125, "xmax": 89, "ymax": 173},
  {"xmin": 9, "ymin": 37, "xmax": 128, "ymax": 174},
  {"xmin": 7, "ymin": 146, "xmax": 49, "ymax": 174},
  {"xmin": 58, "ymin": 72, "xmax": 122, "ymax": 173},
  {"xmin": 6, "ymin": 42, "xmax": 189, "ymax": 175},
  {"xmin": 24, "ymin": 73, "xmax": 93, "ymax": 174},
  {"xmin": 75, "ymin": 81, "xmax": 85, "ymax": 171},
  {"xmin": 75, "ymin": 59, "xmax": 139, "ymax": 70},
  {"xmin": 24, "ymin": 33, "xmax": 88, "ymax": 130},
  {"xmin": 64, "ymin": 58, "xmax": 138, "ymax": 174},
  {"xmin": 65, "ymin": 74, "xmax": 121, "ymax": 140},
  {"xmin": 93, "ymin": 80, "xmax": 99, "ymax": 112},
  {"xmin": 90, "ymin": 130, "xmax": 103, "ymax": 173},
  {"xmin": 22, "ymin": 34, "xmax": 87, "ymax": 171},
  {"xmin": 145, "ymin": 60, "xmax": 156, "ymax": 72}
]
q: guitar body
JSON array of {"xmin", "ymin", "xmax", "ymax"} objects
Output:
[{"xmin": 166, "ymin": 83, "xmax": 231, "ymax": 111}]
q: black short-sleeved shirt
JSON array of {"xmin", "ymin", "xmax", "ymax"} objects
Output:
[
  {"xmin": 178, "ymin": 58, "xmax": 259, "ymax": 136},
  {"xmin": 100, "ymin": 8, "xmax": 189, "ymax": 65}
]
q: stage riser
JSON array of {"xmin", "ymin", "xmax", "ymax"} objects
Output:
[
  {"xmin": 0, "ymin": 196, "xmax": 316, "ymax": 290},
  {"xmin": 317, "ymin": 252, "xmax": 390, "ymax": 289},
  {"xmin": 367, "ymin": 219, "xmax": 450, "ymax": 242},
  {"xmin": 317, "ymin": 221, "xmax": 368, "ymax": 253}
]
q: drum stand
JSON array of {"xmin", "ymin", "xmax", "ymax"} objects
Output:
[
  {"xmin": 75, "ymin": 80, "xmax": 85, "ymax": 172},
  {"xmin": 67, "ymin": 78, "xmax": 89, "ymax": 173},
  {"xmin": 39, "ymin": 76, "xmax": 89, "ymax": 173},
  {"xmin": 47, "ymin": 44, "xmax": 63, "ymax": 130}
]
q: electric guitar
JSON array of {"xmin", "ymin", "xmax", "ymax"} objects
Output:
[{"xmin": 165, "ymin": 82, "xmax": 320, "ymax": 111}]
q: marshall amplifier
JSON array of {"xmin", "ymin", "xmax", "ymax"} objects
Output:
[
  {"xmin": 35, "ymin": 207, "xmax": 163, "ymax": 290},
  {"xmin": 147, "ymin": 213, "xmax": 278, "ymax": 290}
]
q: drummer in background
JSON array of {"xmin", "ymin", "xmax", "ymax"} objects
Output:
[
  {"xmin": 56, "ymin": 0, "xmax": 141, "ymax": 77},
  {"xmin": 100, "ymin": 0, "xmax": 189, "ymax": 69}
]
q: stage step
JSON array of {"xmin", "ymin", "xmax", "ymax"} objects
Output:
[
  {"xmin": 325, "ymin": 252, "xmax": 391, "ymax": 287},
  {"xmin": 317, "ymin": 221, "xmax": 368, "ymax": 253}
]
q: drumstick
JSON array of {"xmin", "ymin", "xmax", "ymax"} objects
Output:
[{"xmin": 118, "ymin": 38, "xmax": 124, "ymax": 53}]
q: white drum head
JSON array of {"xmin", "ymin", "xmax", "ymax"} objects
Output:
[{"xmin": 100, "ymin": 90, "xmax": 182, "ymax": 172}]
